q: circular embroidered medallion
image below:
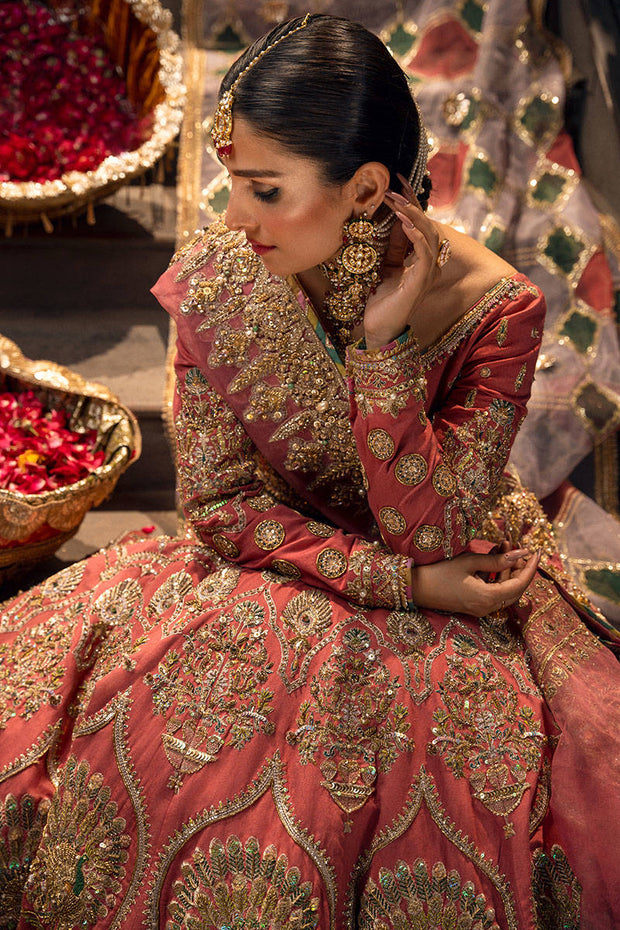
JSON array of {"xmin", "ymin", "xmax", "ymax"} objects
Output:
[
  {"xmin": 254, "ymin": 520, "xmax": 286, "ymax": 551},
  {"xmin": 379, "ymin": 507, "xmax": 407, "ymax": 536},
  {"xmin": 211, "ymin": 534, "xmax": 240, "ymax": 559},
  {"xmin": 394, "ymin": 453, "xmax": 428, "ymax": 486},
  {"xmin": 414, "ymin": 524, "xmax": 444, "ymax": 551},
  {"xmin": 316, "ymin": 548, "xmax": 348, "ymax": 578},
  {"xmin": 306, "ymin": 521, "xmax": 335, "ymax": 538},
  {"xmin": 367, "ymin": 428, "xmax": 395, "ymax": 461},
  {"xmin": 246, "ymin": 493, "xmax": 275, "ymax": 512},
  {"xmin": 271, "ymin": 559, "xmax": 302, "ymax": 580},
  {"xmin": 432, "ymin": 464, "xmax": 458, "ymax": 497}
]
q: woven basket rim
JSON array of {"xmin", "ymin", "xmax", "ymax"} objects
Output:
[{"xmin": 0, "ymin": 0, "xmax": 185, "ymax": 219}]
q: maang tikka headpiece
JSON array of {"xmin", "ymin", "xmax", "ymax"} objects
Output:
[{"xmin": 211, "ymin": 14, "xmax": 312, "ymax": 157}]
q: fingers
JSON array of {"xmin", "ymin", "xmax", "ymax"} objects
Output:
[{"xmin": 488, "ymin": 550, "xmax": 541, "ymax": 612}]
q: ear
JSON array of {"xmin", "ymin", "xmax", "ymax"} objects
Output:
[{"xmin": 347, "ymin": 162, "xmax": 391, "ymax": 218}]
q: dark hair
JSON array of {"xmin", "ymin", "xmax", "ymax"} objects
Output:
[{"xmin": 218, "ymin": 15, "xmax": 431, "ymax": 205}]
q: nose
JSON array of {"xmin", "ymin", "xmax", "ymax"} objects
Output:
[{"xmin": 224, "ymin": 184, "xmax": 255, "ymax": 234}]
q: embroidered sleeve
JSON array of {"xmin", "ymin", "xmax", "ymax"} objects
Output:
[
  {"xmin": 172, "ymin": 328, "xmax": 411, "ymax": 611},
  {"xmin": 345, "ymin": 281, "xmax": 546, "ymax": 563}
]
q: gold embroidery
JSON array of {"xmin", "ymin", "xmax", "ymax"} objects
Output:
[
  {"xmin": 420, "ymin": 277, "xmax": 536, "ymax": 368},
  {"xmin": 529, "ymin": 758, "xmax": 551, "ymax": 837},
  {"xmin": 347, "ymin": 332, "xmax": 426, "ymax": 420},
  {"xmin": 145, "ymin": 601, "xmax": 275, "ymax": 790},
  {"xmin": 306, "ymin": 521, "xmax": 336, "ymax": 538},
  {"xmin": 394, "ymin": 453, "xmax": 427, "ymax": 486},
  {"xmin": 532, "ymin": 845, "xmax": 582, "ymax": 929},
  {"xmin": 178, "ymin": 221, "xmax": 365, "ymax": 514},
  {"xmin": 428, "ymin": 654, "xmax": 544, "ymax": 836},
  {"xmin": 167, "ymin": 835, "xmax": 321, "ymax": 929},
  {"xmin": 367, "ymin": 428, "xmax": 395, "ymax": 460},
  {"xmin": 345, "ymin": 766, "xmax": 518, "ymax": 930},
  {"xmin": 497, "ymin": 316, "xmax": 509, "ymax": 346},
  {"xmin": 0, "ymin": 616, "xmax": 75, "ymax": 728},
  {"xmin": 464, "ymin": 388, "xmax": 477, "ymax": 407},
  {"xmin": 431, "ymin": 463, "xmax": 458, "ymax": 497},
  {"xmin": 413, "ymin": 525, "xmax": 444, "ymax": 551},
  {"xmin": 287, "ymin": 626, "xmax": 413, "ymax": 815},
  {"xmin": 480, "ymin": 366, "xmax": 492, "ymax": 378},
  {"xmin": 515, "ymin": 363, "xmax": 527, "ymax": 390},
  {"xmin": 271, "ymin": 558, "xmax": 302, "ymax": 580},
  {"xmin": 379, "ymin": 507, "xmax": 407, "ymax": 536},
  {"xmin": 246, "ymin": 492, "xmax": 276, "ymax": 512},
  {"xmin": 358, "ymin": 858, "xmax": 500, "ymax": 929},
  {"xmin": 316, "ymin": 549, "xmax": 348, "ymax": 579},
  {"xmin": 211, "ymin": 533, "xmax": 240, "ymax": 559},
  {"xmin": 23, "ymin": 757, "xmax": 131, "ymax": 925},
  {"xmin": 0, "ymin": 794, "xmax": 50, "ymax": 923},
  {"xmin": 253, "ymin": 519, "xmax": 286, "ymax": 551},
  {"xmin": 385, "ymin": 610, "xmax": 435, "ymax": 658},
  {"xmin": 146, "ymin": 754, "xmax": 337, "ymax": 930},
  {"xmin": 0, "ymin": 722, "xmax": 62, "ymax": 787},
  {"xmin": 194, "ymin": 567, "xmax": 242, "ymax": 605}
]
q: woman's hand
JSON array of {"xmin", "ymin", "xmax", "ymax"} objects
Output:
[
  {"xmin": 410, "ymin": 547, "xmax": 540, "ymax": 618},
  {"xmin": 363, "ymin": 177, "xmax": 444, "ymax": 350}
]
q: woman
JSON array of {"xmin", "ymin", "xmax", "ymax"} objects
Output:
[{"xmin": 1, "ymin": 14, "xmax": 619, "ymax": 929}]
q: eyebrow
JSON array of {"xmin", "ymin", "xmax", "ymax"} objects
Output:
[{"xmin": 228, "ymin": 169, "xmax": 283, "ymax": 178}]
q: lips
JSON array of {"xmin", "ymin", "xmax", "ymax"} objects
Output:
[{"xmin": 247, "ymin": 239, "xmax": 275, "ymax": 255}]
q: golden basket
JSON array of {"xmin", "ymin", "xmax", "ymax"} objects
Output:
[
  {"xmin": 0, "ymin": 336, "xmax": 141, "ymax": 585},
  {"xmin": 0, "ymin": 0, "xmax": 185, "ymax": 234}
]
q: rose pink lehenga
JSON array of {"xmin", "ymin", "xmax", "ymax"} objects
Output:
[{"xmin": 1, "ymin": 221, "xmax": 619, "ymax": 929}]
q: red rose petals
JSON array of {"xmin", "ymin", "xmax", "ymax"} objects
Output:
[{"xmin": 0, "ymin": 390, "xmax": 105, "ymax": 493}]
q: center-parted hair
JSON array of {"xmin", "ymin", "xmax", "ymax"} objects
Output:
[{"xmin": 218, "ymin": 14, "xmax": 430, "ymax": 205}]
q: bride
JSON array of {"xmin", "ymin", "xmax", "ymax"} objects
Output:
[{"xmin": 1, "ymin": 14, "xmax": 619, "ymax": 929}]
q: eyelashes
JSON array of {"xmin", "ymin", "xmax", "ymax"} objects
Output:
[{"xmin": 253, "ymin": 187, "xmax": 280, "ymax": 203}]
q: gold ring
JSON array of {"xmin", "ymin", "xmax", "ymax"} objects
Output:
[{"xmin": 436, "ymin": 238, "xmax": 451, "ymax": 268}]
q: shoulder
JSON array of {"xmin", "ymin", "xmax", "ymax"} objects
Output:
[{"xmin": 150, "ymin": 219, "xmax": 262, "ymax": 320}]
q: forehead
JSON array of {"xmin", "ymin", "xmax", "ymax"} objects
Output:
[{"xmin": 225, "ymin": 118, "xmax": 325, "ymax": 181}]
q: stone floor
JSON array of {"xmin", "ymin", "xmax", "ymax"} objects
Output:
[{"xmin": 1, "ymin": 178, "xmax": 180, "ymax": 596}]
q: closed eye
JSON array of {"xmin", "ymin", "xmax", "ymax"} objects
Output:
[{"xmin": 253, "ymin": 186, "xmax": 280, "ymax": 203}]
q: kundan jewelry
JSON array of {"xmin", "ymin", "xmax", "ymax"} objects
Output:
[
  {"xmin": 211, "ymin": 14, "xmax": 311, "ymax": 157},
  {"xmin": 321, "ymin": 211, "xmax": 393, "ymax": 349}
]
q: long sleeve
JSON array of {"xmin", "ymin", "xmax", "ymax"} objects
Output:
[
  {"xmin": 346, "ymin": 278, "xmax": 546, "ymax": 563},
  {"xmin": 172, "ymin": 326, "xmax": 412, "ymax": 611}
]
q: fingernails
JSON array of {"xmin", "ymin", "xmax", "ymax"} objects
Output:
[
  {"xmin": 395, "ymin": 209, "xmax": 415, "ymax": 229},
  {"xmin": 385, "ymin": 190, "xmax": 409, "ymax": 207},
  {"xmin": 504, "ymin": 549, "xmax": 530, "ymax": 563}
]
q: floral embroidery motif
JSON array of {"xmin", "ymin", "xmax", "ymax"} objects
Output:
[
  {"xmin": 287, "ymin": 627, "xmax": 413, "ymax": 815},
  {"xmin": 176, "ymin": 221, "xmax": 366, "ymax": 515},
  {"xmin": 394, "ymin": 453, "xmax": 427, "ymax": 486},
  {"xmin": 532, "ymin": 845, "xmax": 581, "ymax": 930},
  {"xmin": 429, "ymin": 655, "xmax": 545, "ymax": 836},
  {"xmin": 496, "ymin": 317, "xmax": 509, "ymax": 346},
  {"xmin": 347, "ymin": 331, "xmax": 427, "ymax": 420},
  {"xmin": 280, "ymin": 591, "xmax": 333, "ymax": 677},
  {"xmin": 413, "ymin": 525, "xmax": 444, "ymax": 551},
  {"xmin": 441, "ymin": 398, "xmax": 516, "ymax": 555},
  {"xmin": 358, "ymin": 858, "xmax": 500, "ymax": 929},
  {"xmin": 385, "ymin": 610, "xmax": 435, "ymax": 658},
  {"xmin": 515, "ymin": 363, "xmax": 527, "ymax": 390},
  {"xmin": 254, "ymin": 519, "xmax": 286, "ymax": 550},
  {"xmin": 379, "ymin": 507, "xmax": 407, "ymax": 536},
  {"xmin": 316, "ymin": 549, "xmax": 348, "ymax": 579},
  {"xmin": 194, "ymin": 567, "xmax": 242, "ymax": 605},
  {"xmin": 23, "ymin": 757, "xmax": 130, "ymax": 926},
  {"xmin": 145, "ymin": 601, "xmax": 275, "ymax": 790},
  {"xmin": 166, "ymin": 835, "xmax": 320, "ymax": 929},
  {"xmin": 367, "ymin": 428, "xmax": 395, "ymax": 460},
  {"xmin": 0, "ymin": 616, "xmax": 75, "ymax": 728},
  {"xmin": 0, "ymin": 794, "xmax": 50, "ymax": 923}
]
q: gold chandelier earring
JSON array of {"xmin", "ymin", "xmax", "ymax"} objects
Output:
[{"xmin": 322, "ymin": 211, "xmax": 391, "ymax": 349}]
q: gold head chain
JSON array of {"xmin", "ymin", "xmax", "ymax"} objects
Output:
[{"xmin": 211, "ymin": 13, "xmax": 312, "ymax": 157}]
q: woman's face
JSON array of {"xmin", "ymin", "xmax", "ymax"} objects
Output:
[{"xmin": 223, "ymin": 118, "xmax": 354, "ymax": 276}]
